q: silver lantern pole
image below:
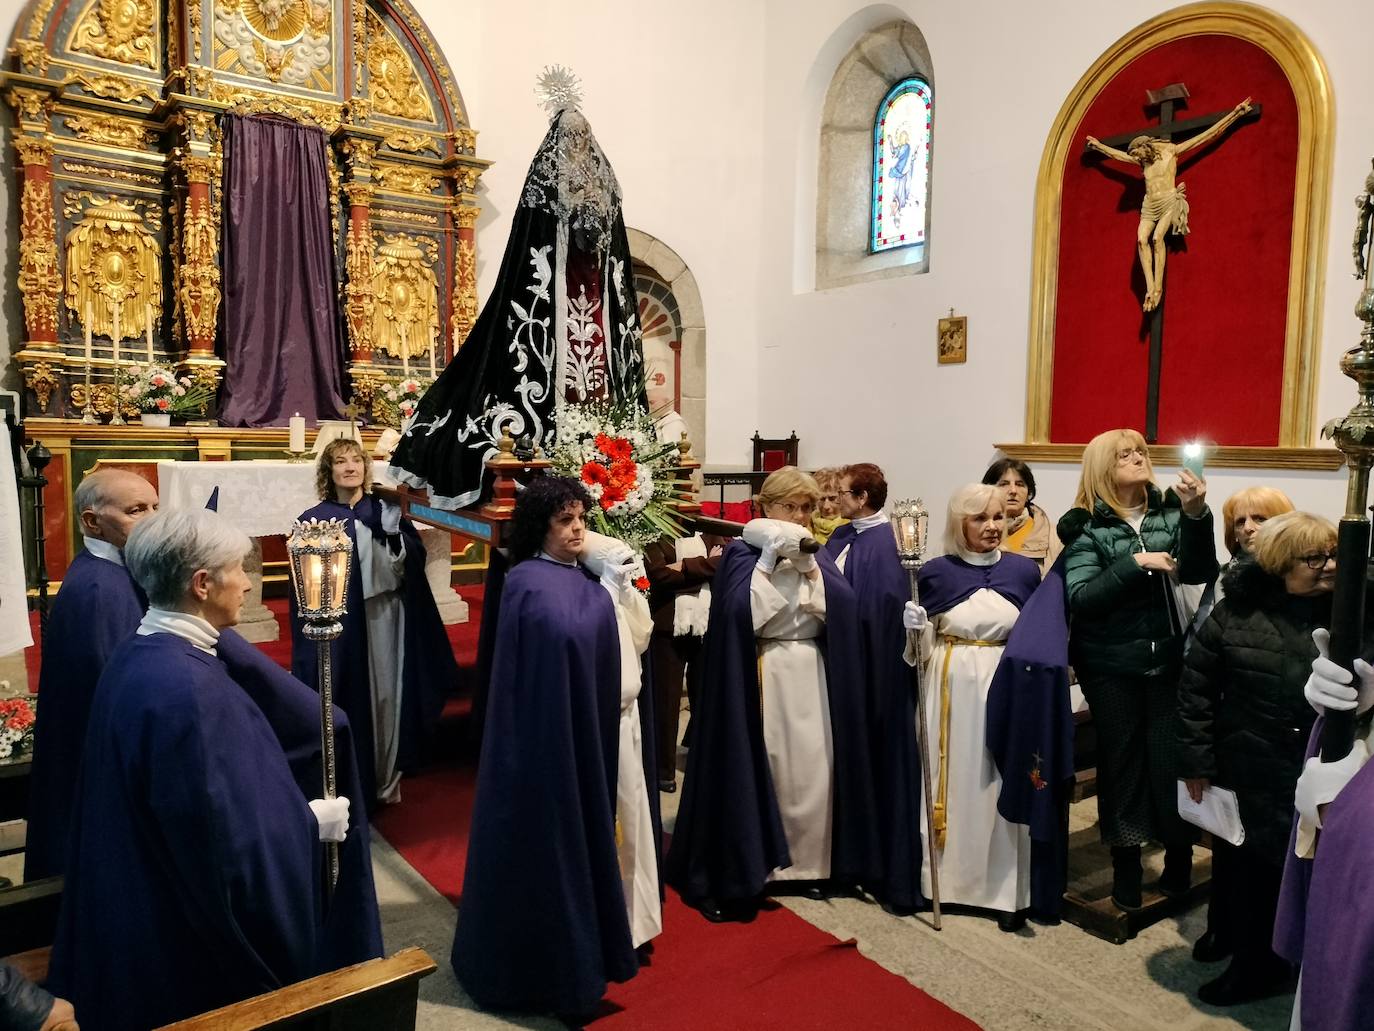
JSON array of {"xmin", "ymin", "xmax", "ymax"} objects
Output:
[
  {"xmin": 286, "ymin": 517, "xmax": 353, "ymax": 897},
  {"xmin": 890, "ymin": 498, "xmax": 941, "ymax": 930}
]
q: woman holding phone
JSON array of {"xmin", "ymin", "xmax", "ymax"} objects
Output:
[{"xmin": 1058, "ymin": 429, "xmax": 1219, "ymax": 911}]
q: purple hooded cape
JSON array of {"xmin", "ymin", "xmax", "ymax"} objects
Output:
[
  {"xmin": 48, "ymin": 633, "xmax": 330, "ymax": 1030},
  {"xmin": 917, "ymin": 552, "xmax": 1039, "ymax": 617},
  {"xmin": 290, "ymin": 496, "xmax": 454, "ymax": 806},
  {"xmin": 451, "ymin": 557, "xmax": 639, "ymax": 1014},
  {"xmin": 825, "ymin": 522, "xmax": 925, "ymax": 909},
  {"xmin": 665, "ymin": 540, "xmax": 880, "ymax": 905},
  {"xmin": 24, "ymin": 550, "xmax": 145, "ymax": 881},
  {"xmin": 1274, "ymin": 716, "xmax": 1374, "ymax": 1030},
  {"xmin": 984, "ymin": 553, "xmax": 1076, "ymax": 918}
]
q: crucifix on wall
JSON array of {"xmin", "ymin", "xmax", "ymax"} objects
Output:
[{"xmin": 1084, "ymin": 84, "xmax": 1258, "ymax": 441}]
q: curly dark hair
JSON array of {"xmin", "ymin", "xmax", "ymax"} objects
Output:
[
  {"xmin": 315, "ymin": 438, "xmax": 372, "ymax": 501},
  {"xmin": 509, "ymin": 476, "xmax": 592, "ymax": 563},
  {"xmin": 981, "ymin": 457, "xmax": 1037, "ymax": 503}
]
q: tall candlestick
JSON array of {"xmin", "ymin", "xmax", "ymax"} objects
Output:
[
  {"xmin": 399, "ymin": 323, "xmax": 410, "ymax": 378},
  {"xmin": 146, "ymin": 307, "xmax": 154, "ymax": 363},
  {"xmin": 111, "ymin": 304, "xmax": 120, "ymax": 368},
  {"xmin": 84, "ymin": 303, "xmax": 93, "ymax": 364},
  {"xmin": 82, "ymin": 302, "xmax": 96, "ymax": 423},
  {"xmin": 109, "ymin": 301, "xmax": 125, "ymax": 425}
]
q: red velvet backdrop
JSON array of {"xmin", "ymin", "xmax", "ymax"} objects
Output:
[{"xmin": 1050, "ymin": 35, "xmax": 1298, "ymax": 445}]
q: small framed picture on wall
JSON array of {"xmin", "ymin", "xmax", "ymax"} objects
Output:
[{"xmin": 938, "ymin": 313, "xmax": 967, "ymax": 365}]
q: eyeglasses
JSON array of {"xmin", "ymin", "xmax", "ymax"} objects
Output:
[
  {"xmin": 837, "ymin": 489, "xmax": 856, "ymax": 496},
  {"xmin": 1298, "ymin": 551, "xmax": 1337, "ymax": 570},
  {"xmin": 1115, "ymin": 447, "xmax": 1147, "ymax": 463},
  {"xmin": 774, "ymin": 501, "xmax": 814, "ymax": 516}
]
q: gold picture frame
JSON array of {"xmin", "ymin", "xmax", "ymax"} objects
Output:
[{"xmin": 937, "ymin": 314, "xmax": 967, "ymax": 365}]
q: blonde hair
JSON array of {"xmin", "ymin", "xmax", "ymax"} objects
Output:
[
  {"xmin": 757, "ymin": 466, "xmax": 820, "ymax": 511},
  {"xmin": 1073, "ymin": 428, "xmax": 1156, "ymax": 521},
  {"xmin": 1222, "ymin": 486, "xmax": 1295, "ymax": 556},
  {"xmin": 315, "ymin": 438, "xmax": 373, "ymax": 501},
  {"xmin": 812, "ymin": 467, "xmax": 842, "ymax": 492},
  {"xmin": 1251, "ymin": 511, "xmax": 1336, "ymax": 577},
  {"xmin": 944, "ymin": 483, "xmax": 1003, "ymax": 557}
]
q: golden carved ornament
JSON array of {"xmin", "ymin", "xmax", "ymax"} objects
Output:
[
  {"xmin": 451, "ymin": 204, "xmax": 479, "ymax": 230},
  {"xmin": 180, "ymin": 198, "xmax": 222, "ymax": 342},
  {"xmin": 177, "ymin": 357, "xmax": 224, "ymax": 394},
  {"xmin": 351, "ymin": 0, "xmax": 365, "ymax": 94},
  {"xmin": 25, "ymin": 0, "xmax": 57, "ymax": 41},
  {"xmin": 14, "ymin": 137, "xmax": 54, "ymax": 168},
  {"xmin": 70, "ymin": 381, "xmax": 121, "ymax": 416},
  {"xmin": 384, "ymin": 1, "xmax": 463, "ymax": 129},
  {"xmin": 66, "ymin": 73, "xmax": 158, "ymax": 104},
  {"xmin": 18, "ymin": 179, "xmax": 62, "ymax": 337},
  {"xmin": 384, "ymin": 131, "xmax": 437, "ymax": 155},
  {"xmin": 343, "ymin": 182, "xmax": 374, "ymax": 207},
  {"xmin": 346, "ymin": 97, "xmax": 370, "ymax": 123},
  {"xmin": 185, "ymin": 66, "xmax": 214, "ymax": 95},
  {"xmin": 12, "ymin": 40, "xmax": 50, "ymax": 74},
  {"xmin": 452, "ymin": 236, "xmax": 477, "ymax": 347},
  {"xmin": 64, "ymin": 199, "xmax": 164, "ymax": 341},
  {"xmin": 215, "ymin": 88, "xmax": 343, "ymax": 132},
  {"xmin": 71, "ymin": 0, "xmax": 159, "ymax": 69},
  {"xmin": 63, "ymin": 191, "xmax": 163, "ymax": 232},
  {"xmin": 452, "ymin": 165, "xmax": 484, "ymax": 193},
  {"xmin": 343, "ymin": 216, "xmax": 376, "ymax": 354},
  {"xmin": 189, "ymin": 0, "xmax": 202, "ymax": 59},
  {"xmin": 451, "ymin": 128, "xmax": 476, "ymax": 154},
  {"xmin": 27, "ymin": 362, "xmax": 62, "ymax": 414},
  {"xmin": 370, "ymin": 235, "xmax": 439, "ymax": 360},
  {"xmin": 365, "ymin": 11, "xmax": 434, "ymax": 122},
  {"xmin": 374, "ymin": 162, "xmax": 438, "ymax": 195},
  {"xmin": 348, "ymin": 364, "xmax": 387, "ymax": 415},
  {"xmin": 62, "ymin": 162, "xmax": 162, "ymax": 187},
  {"xmin": 177, "ymin": 110, "xmax": 219, "ymax": 144},
  {"xmin": 181, "ymin": 154, "xmax": 219, "ymax": 185},
  {"xmin": 65, "ymin": 115, "xmax": 155, "ymax": 149},
  {"xmin": 7, "ymin": 89, "xmax": 53, "ymax": 126},
  {"xmin": 374, "ymin": 207, "xmax": 439, "ymax": 226},
  {"xmin": 340, "ymin": 137, "xmax": 377, "ymax": 170}
]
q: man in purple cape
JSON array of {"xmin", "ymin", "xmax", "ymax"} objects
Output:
[
  {"xmin": 451, "ymin": 478, "xmax": 640, "ymax": 1018},
  {"xmin": 984, "ymin": 554, "xmax": 1076, "ymax": 919},
  {"xmin": 24, "ymin": 469, "xmax": 156, "ymax": 881},
  {"xmin": 825, "ymin": 463, "xmax": 924, "ymax": 911},
  {"xmin": 665, "ymin": 536, "xmax": 879, "ymax": 916}
]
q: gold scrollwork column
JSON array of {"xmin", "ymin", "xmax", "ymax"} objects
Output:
[
  {"xmin": 339, "ymin": 136, "xmax": 386, "ymax": 414},
  {"xmin": 451, "ymin": 200, "xmax": 479, "ymax": 351},
  {"xmin": 176, "ymin": 121, "xmax": 226, "ymax": 393}
]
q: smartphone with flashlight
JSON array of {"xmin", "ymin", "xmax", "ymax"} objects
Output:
[{"xmin": 1182, "ymin": 443, "xmax": 1206, "ymax": 480}]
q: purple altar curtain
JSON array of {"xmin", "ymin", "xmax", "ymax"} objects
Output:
[{"xmin": 219, "ymin": 115, "xmax": 346, "ymax": 427}]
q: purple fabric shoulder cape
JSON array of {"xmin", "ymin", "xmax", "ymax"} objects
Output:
[
  {"xmin": 985, "ymin": 553, "xmax": 1076, "ymax": 918},
  {"xmin": 826, "ymin": 523, "xmax": 925, "ymax": 909},
  {"xmin": 290, "ymin": 496, "xmax": 453, "ymax": 807},
  {"xmin": 665, "ymin": 540, "xmax": 880, "ymax": 904},
  {"xmin": 451, "ymin": 557, "xmax": 639, "ymax": 1014},
  {"xmin": 1274, "ymin": 716, "xmax": 1374, "ymax": 1030},
  {"xmin": 24, "ymin": 551, "xmax": 145, "ymax": 881},
  {"xmin": 917, "ymin": 552, "xmax": 1039, "ymax": 617}
]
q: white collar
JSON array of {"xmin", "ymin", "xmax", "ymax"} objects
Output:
[
  {"xmin": 851, "ymin": 510, "xmax": 887, "ymax": 534},
  {"xmin": 82, "ymin": 537, "xmax": 124, "ymax": 567},
  {"xmin": 958, "ymin": 547, "xmax": 1002, "ymax": 567},
  {"xmin": 136, "ymin": 607, "xmax": 220, "ymax": 654},
  {"xmin": 537, "ymin": 551, "xmax": 580, "ymax": 568}
]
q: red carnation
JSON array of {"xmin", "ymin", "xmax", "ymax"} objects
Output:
[
  {"xmin": 156, "ymin": 397, "xmax": 170, "ymax": 411},
  {"xmin": 581, "ymin": 461, "xmax": 610, "ymax": 486},
  {"xmin": 634, "ymin": 576, "xmax": 649, "ymax": 592}
]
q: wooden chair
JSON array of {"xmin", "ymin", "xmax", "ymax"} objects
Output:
[{"xmin": 751, "ymin": 431, "xmax": 799, "ymax": 473}]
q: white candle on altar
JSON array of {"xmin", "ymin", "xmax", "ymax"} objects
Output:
[
  {"xmin": 111, "ymin": 307, "xmax": 120, "ymax": 367},
  {"xmin": 289, "ymin": 413, "xmax": 306, "ymax": 453},
  {"xmin": 84, "ymin": 303, "xmax": 93, "ymax": 363},
  {"xmin": 428, "ymin": 341, "xmax": 437, "ymax": 380},
  {"xmin": 146, "ymin": 307, "xmax": 154, "ymax": 363}
]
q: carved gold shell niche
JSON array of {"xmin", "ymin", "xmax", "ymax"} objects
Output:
[
  {"xmin": 64, "ymin": 200, "xmax": 164, "ymax": 341},
  {"xmin": 371, "ymin": 235, "xmax": 440, "ymax": 360}
]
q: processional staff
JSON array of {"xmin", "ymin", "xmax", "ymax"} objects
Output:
[{"xmin": 890, "ymin": 499, "xmax": 942, "ymax": 930}]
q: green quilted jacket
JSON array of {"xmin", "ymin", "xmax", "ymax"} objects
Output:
[{"xmin": 1059, "ymin": 484, "xmax": 1219, "ymax": 676}]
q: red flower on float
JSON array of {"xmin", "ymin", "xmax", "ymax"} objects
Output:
[{"xmin": 634, "ymin": 576, "xmax": 650, "ymax": 592}]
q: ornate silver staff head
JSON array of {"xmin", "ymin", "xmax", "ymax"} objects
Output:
[
  {"xmin": 286, "ymin": 517, "xmax": 353, "ymax": 639},
  {"xmin": 889, "ymin": 498, "xmax": 929, "ymax": 571}
]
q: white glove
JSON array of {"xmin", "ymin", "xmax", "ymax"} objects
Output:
[
  {"xmin": 791, "ymin": 549, "xmax": 818, "ymax": 574},
  {"xmin": 1305, "ymin": 628, "xmax": 1374, "ymax": 715},
  {"xmin": 1295, "ymin": 739, "xmax": 1370, "ymax": 829},
  {"xmin": 744, "ymin": 519, "xmax": 806, "ymax": 572},
  {"xmin": 309, "ymin": 796, "xmax": 351, "ymax": 843},
  {"xmin": 755, "ymin": 530, "xmax": 787, "ymax": 573},
  {"xmin": 903, "ymin": 602, "xmax": 928, "ymax": 631}
]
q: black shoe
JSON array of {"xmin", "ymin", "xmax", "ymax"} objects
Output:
[
  {"xmin": 1158, "ymin": 845, "xmax": 1192, "ymax": 898},
  {"xmin": 695, "ymin": 895, "xmax": 759, "ymax": 923},
  {"xmin": 1198, "ymin": 964, "xmax": 1295, "ymax": 1007},
  {"xmin": 997, "ymin": 910, "xmax": 1027, "ymax": 933},
  {"xmin": 800, "ymin": 883, "xmax": 826, "ymax": 901},
  {"xmin": 1192, "ymin": 929, "xmax": 1232, "ymax": 963},
  {"xmin": 658, "ymin": 778, "xmax": 677, "ymax": 793},
  {"xmin": 1111, "ymin": 845, "xmax": 1143, "ymax": 911}
]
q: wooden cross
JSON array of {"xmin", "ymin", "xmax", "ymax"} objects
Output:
[{"xmin": 1087, "ymin": 84, "xmax": 1261, "ymax": 442}]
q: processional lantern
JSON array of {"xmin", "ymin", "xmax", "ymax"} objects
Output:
[
  {"xmin": 286, "ymin": 517, "xmax": 353, "ymax": 894},
  {"xmin": 888, "ymin": 498, "xmax": 941, "ymax": 930}
]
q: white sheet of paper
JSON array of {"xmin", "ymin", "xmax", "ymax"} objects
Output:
[{"xmin": 1176, "ymin": 781, "xmax": 1245, "ymax": 846}]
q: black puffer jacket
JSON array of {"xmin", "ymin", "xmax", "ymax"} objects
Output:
[
  {"xmin": 1059, "ymin": 485, "xmax": 1218, "ymax": 676},
  {"xmin": 1176, "ymin": 558, "xmax": 1328, "ymax": 859}
]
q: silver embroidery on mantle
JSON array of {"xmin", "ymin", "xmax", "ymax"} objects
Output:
[{"xmin": 521, "ymin": 109, "xmax": 622, "ymax": 259}]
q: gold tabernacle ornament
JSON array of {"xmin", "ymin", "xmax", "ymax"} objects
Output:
[
  {"xmin": 890, "ymin": 498, "xmax": 941, "ymax": 930},
  {"xmin": 286, "ymin": 517, "xmax": 354, "ymax": 896}
]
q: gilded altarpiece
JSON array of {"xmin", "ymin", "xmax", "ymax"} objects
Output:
[{"xmin": 2, "ymin": 0, "xmax": 489, "ymax": 581}]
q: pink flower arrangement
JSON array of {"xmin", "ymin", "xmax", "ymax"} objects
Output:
[{"xmin": 0, "ymin": 696, "xmax": 36, "ymax": 760}]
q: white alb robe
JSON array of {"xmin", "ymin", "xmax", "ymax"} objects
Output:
[
  {"xmin": 752, "ymin": 559, "xmax": 834, "ymax": 881},
  {"xmin": 918, "ymin": 587, "xmax": 1031, "ymax": 912}
]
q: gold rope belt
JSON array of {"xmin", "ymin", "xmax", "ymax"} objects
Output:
[{"xmin": 932, "ymin": 634, "xmax": 1006, "ymax": 850}]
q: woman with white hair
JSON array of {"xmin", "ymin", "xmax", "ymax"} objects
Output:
[
  {"xmin": 905, "ymin": 483, "xmax": 1041, "ymax": 929},
  {"xmin": 48, "ymin": 509, "xmax": 351, "ymax": 1029}
]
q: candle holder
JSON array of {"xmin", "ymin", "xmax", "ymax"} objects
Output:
[
  {"xmin": 108, "ymin": 355, "xmax": 126, "ymax": 426},
  {"xmin": 80, "ymin": 358, "xmax": 97, "ymax": 424},
  {"xmin": 286, "ymin": 517, "xmax": 354, "ymax": 897},
  {"xmin": 284, "ymin": 448, "xmax": 312, "ymax": 464}
]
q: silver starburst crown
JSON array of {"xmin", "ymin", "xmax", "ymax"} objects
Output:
[{"xmin": 535, "ymin": 65, "xmax": 583, "ymax": 116}]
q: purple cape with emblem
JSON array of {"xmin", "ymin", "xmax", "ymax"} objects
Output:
[
  {"xmin": 451, "ymin": 557, "xmax": 639, "ymax": 1014},
  {"xmin": 24, "ymin": 550, "xmax": 145, "ymax": 881},
  {"xmin": 1273, "ymin": 716, "xmax": 1374, "ymax": 1030},
  {"xmin": 665, "ymin": 540, "xmax": 880, "ymax": 904},
  {"xmin": 826, "ymin": 522, "xmax": 925, "ymax": 909},
  {"xmin": 984, "ymin": 553, "xmax": 1076, "ymax": 918},
  {"xmin": 290, "ymin": 496, "xmax": 454, "ymax": 806},
  {"xmin": 48, "ymin": 633, "xmax": 330, "ymax": 1030}
]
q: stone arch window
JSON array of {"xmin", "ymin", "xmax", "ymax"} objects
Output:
[
  {"xmin": 871, "ymin": 77, "xmax": 931, "ymax": 254},
  {"xmin": 816, "ymin": 19, "xmax": 933, "ymax": 290}
]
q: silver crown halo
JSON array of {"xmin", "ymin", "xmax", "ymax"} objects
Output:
[{"xmin": 536, "ymin": 65, "xmax": 583, "ymax": 116}]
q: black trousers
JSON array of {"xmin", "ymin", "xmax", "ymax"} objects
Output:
[
  {"xmin": 1078, "ymin": 669, "xmax": 1190, "ymax": 848},
  {"xmin": 650, "ymin": 629, "xmax": 703, "ymax": 782},
  {"xmin": 1211, "ymin": 840, "xmax": 1289, "ymax": 979}
]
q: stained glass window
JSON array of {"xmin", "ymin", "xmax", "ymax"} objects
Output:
[{"xmin": 871, "ymin": 78, "xmax": 932, "ymax": 254}]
